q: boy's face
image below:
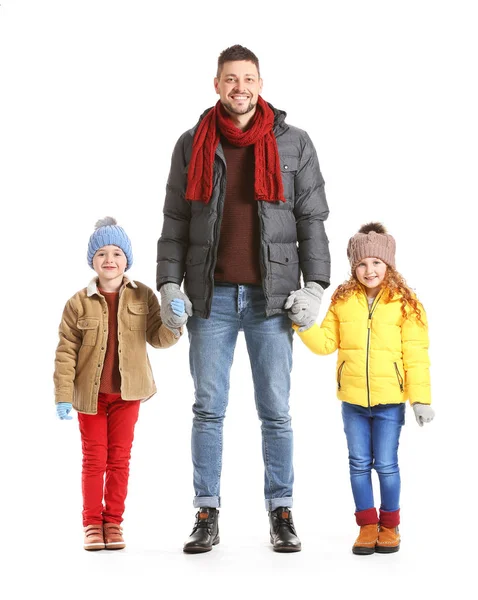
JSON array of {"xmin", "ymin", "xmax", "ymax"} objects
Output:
[
  {"xmin": 92, "ymin": 245, "xmax": 127, "ymax": 283},
  {"xmin": 355, "ymin": 257, "xmax": 387, "ymax": 294}
]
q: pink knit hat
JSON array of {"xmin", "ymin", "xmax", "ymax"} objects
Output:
[{"xmin": 347, "ymin": 223, "xmax": 396, "ymax": 268}]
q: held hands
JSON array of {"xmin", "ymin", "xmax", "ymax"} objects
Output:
[
  {"xmin": 412, "ymin": 403, "xmax": 435, "ymax": 427},
  {"xmin": 284, "ymin": 282, "xmax": 324, "ymax": 332},
  {"xmin": 56, "ymin": 402, "xmax": 73, "ymax": 420},
  {"xmin": 160, "ymin": 283, "xmax": 193, "ymax": 331}
]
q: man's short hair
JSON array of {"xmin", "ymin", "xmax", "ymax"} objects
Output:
[{"xmin": 217, "ymin": 45, "xmax": 260, "ymax": 78}]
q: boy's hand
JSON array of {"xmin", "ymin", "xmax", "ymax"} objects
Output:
[
  {"xmin": 412, "ymin": 403, "xmax": 435, "ymax": 427},
  {"xmin": 284, "ymin": 282, "xmax": 324, "ymax": 332},
  {"xmin": 171, "ymin": 299, "xmax": 185, "ymax": 316},
  {"xmin": 56, "ymin": 402, "xmax": 73, "ymax": 420},
  {"xmin": 160, "ymin": 283, "xmax": 193, "ymax": 329}
]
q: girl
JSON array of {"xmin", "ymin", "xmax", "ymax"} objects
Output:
[
  {"xmin": 54, "ymin": 217, "xmax": 184, "ymax": 551},
  {"xmin": 292, "ymin": 223, "xmax": 434, "ymax": 555}
]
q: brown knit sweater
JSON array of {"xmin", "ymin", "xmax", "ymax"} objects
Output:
[
  {"xmin": 98, "ymin": 289, "xmax": 121, "ymax": 394},
  {"xmin": 214, "ymin": 139, "xmax": 262, "ymax": 285}
]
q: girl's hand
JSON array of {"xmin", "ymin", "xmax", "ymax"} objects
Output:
[{"xmin": 412, "ymin": 403, "xmax": 435, "ymax": 427}]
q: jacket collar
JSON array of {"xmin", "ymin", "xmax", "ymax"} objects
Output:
[{"xmin": 87, "ymin": 276, "xmax": 138, "ymax": 297}]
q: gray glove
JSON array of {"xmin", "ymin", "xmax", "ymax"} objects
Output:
[
  {"xmin": 284, "ymin": 282, "xmax": 324, "ymax": 332},
  {"xmin": 412, "ymin": 403, "xmax": 435, "ymax": 427},
  {"xmin": 159, "ymin": 283, "xmax": 193, "ymax": 330}
]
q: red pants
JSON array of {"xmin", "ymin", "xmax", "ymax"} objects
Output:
[{"xmin": 78, "ymin": 393, "xmax": 140, "ymax": 526}]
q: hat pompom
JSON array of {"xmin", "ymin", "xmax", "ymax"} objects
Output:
[
  {"xmin": 358, "ymin": 222, "xmax": 387, "ymax": 235},
  {"xmin": 95, "ymin": 216, "xmax": 117, "ymax": 229}
]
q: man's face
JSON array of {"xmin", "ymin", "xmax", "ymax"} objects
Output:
[{"xmin": 214, "ymin": 60, "xmax": 263, "ymax": 116}]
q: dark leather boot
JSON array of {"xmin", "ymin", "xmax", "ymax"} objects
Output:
[
  {"xmin": 269, "ymin": 507, "xmax": 301, "ymax": 552},
  {"xmin": 183, "ymin": 508, "xmax": 220, "ymax": 554}
]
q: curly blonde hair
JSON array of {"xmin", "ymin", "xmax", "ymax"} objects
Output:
[{"xmin": 331, "ymin": 266, "xmax": 424, "ymax": 324}]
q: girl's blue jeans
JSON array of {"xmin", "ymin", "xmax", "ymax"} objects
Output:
[{"xmin": 341, "ymin": 401, "xmax": 405, "ymax": 513}]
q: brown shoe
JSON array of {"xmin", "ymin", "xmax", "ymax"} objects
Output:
[
  {"xmin": 376, "ymin": 525, "xmax": 400, "ymax": 553},
  {"xmin": 103, "ymin": 523, "xmax": 125, "ymax": 550},
  {"xmin": 352, "ymin": 523, "xmax": 379, "ymax": 555},
  {"xmin": 83, "ymin": 524, "xmax": 105, "ymax": 551}
]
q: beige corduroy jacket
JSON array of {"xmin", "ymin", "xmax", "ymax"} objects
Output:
[{"xmin": 54, "ymin": 277, "xmax": 181, "ymax": 414}]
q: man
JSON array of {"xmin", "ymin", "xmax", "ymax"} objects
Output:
[{"xmin": 157, "ymin": 45, "xmax": 330, "ymax": 553}]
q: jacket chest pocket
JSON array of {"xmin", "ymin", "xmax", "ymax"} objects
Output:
[
  {"xmin": 280, "ymin": 156, "xmax": 299, "ymax": 203},
  {"xmin": 77, "ymin": 318, "xmax": 99, "ymax": 347},
  {"xmin": 128, "ymin": 302, "xmax": 149, "ymax": 331}
]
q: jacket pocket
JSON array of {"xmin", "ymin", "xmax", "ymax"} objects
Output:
[
  {"xmin": 280, "ymin": 156, "xmax": 299, "ymax": 203},
  {"xmin": 184, "ymin": 245, "xmax": 210, "ymax": 299},
  {"xmin": 268, "ymin": 242, "xmax": 300, "ymax": 296},
  {"xmin": 186, "ymin": 245, "xmax": 209, "ymax": 266},
  {"xmin": 337, "ymin": 361, "xmax": 345, "ymax": 390},
  {"xmin": 128, "ymin": 302, "xmax": 149, "ymax": 331},
  {"xmin": 394, "ymin": 362, "xmax": 404, "ymax": 392},
  {"xmin": 77, "ymin": 317, "xmax": 99, "ymax": 347}
]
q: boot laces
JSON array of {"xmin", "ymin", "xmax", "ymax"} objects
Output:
[
  {"xmin": 276, "ymin": 510, "xmax": 297, "ymax": 535},
  {"xmin": 192, "ymin": 510, "xmax": 214, "ymax": 533}
]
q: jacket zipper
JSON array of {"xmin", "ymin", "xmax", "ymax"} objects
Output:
[
  {"xmin": 337, "ymin": 361, "xmax": 345, "ymax": 390},
  {"xmin": 365, "ymin": 292, "xmax": 382, "ymax": 407},
  {"xmin": 206, "ymin": 152, "xmax": 227, "ymax": 318},
  {"xmin": 257, "ymin": 201, "xmax": 270, "ymax": 308},
  {"xmin": 394, "ymin": 362, "xmax": 404, "ymax": 392}
]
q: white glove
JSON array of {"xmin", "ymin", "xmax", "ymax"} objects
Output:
[
  {"xmin": 284, "ymin": 282, "xmax": 324, "ymax": 332},
  {"xmin": 412, "ymin": 403, "xmax": 435, "ymax": 427}
]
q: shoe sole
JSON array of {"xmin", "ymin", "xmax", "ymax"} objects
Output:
[
  {"xmin": 375, "ymin": 544, "xmax": 400, "ymax": 554},
  {"xmin": 352, "ymin": 546, "xmax": 375, "ymax": 555},
  {"xmin": 84, "ymin": 544, "xmax": 105, "ymax": 551},
  {"xmin": 105, "ymin": 543, "xmax": 126, "ymax": 550},
  {"xmin": 272, "ymin": 545, "xmax": 302, "ymax": 553},
  {"xmin": 183, "ymin": 537, "xmax": 220, "ymax": 554}
]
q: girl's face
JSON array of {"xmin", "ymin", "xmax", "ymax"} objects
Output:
[{"xmin": 355, "ymin": 257, "xmax": 387, "ymax": 295}]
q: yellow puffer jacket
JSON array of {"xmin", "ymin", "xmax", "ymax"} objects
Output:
[{"xmin": 296, "ymin": 290, "xmax": 431, "ymax": 407}]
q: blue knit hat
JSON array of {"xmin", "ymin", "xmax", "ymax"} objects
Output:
[{"xmin": 87, "ymin": 217, "xmax": 133, "ymax": 270}]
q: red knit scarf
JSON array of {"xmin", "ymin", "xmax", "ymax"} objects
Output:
[{"xmin": 185, "ymin": 96, "xmax": 285, "ymax": 203}]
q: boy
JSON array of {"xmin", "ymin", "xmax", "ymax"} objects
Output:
[{"xmin": 54, "ymin": 217, "xmax": 183, "ymax": 550}]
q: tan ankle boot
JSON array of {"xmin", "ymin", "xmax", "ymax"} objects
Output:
[
  {"xmin": 103, "ymin": 523, "xmax": 125, "ymax": 550},
  {"xmin": 352, "ymin": 523, "xmax": 379, "ymax": 555},
  {"xmin": 83, "ymin": 524, "xmax": 105, "ymax": 551},
  {"xmin": 376, "ymin": 525, "xmax": 400, "ymax": 553}
]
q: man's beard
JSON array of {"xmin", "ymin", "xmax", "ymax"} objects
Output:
[{"xmin": 221, "ymin": 99, "xmax": 256, "ymax": 116}]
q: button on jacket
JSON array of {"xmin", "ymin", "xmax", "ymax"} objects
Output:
[
  {"xmin": 54, "ymin": 277, "xmax": 180, "ymax": 414},
  {"xmin": 157, "ymin": 104, "xmax": 331, "ymax": 318},
  {"xmin": 296, "ymin": 291, "xmax": 431, "ymax": 407}
]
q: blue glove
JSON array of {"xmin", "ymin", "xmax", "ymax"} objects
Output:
[
  {"xmin": 171, "ymin": 298, "xmax": 185, "ymax": 317},
  {"xmin": 56, "ymin": 402, "xmax": 73, "ymax": 420}
]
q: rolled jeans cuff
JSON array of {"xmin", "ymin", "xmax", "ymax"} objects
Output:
[
  {"xmin": 193, "ymin": 496, "xmax": 220, "ymax": 509},
  {"xmin": 265, "ymin": 497, "xmax": 293, "ymax": 511}
]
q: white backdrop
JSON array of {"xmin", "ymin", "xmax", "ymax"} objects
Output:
[{"xmin": 1, "ymin": 0, "xmax": 476, "ymax": 598}]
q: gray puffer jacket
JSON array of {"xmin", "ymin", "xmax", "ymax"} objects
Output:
[{"xmin": 157, "ymin": 104, "xmax": 330, "ymax": 318}]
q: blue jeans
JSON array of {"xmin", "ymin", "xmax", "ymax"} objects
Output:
[
  {"xmin": 341, "ymin": 402, "xmax": 405, "ymax": 513},
  {"xmin": 187, "ymin": 284, "xmax": 294, "ymax": 511}
]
